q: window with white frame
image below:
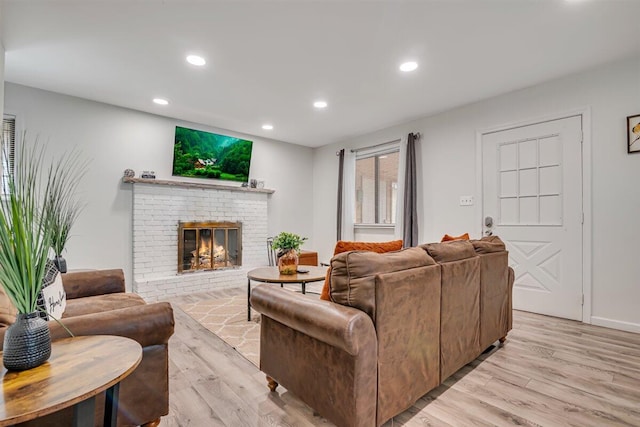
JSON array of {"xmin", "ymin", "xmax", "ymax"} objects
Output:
[
  {"xmin": 2, "ymin": 115, "xmax": 16, "ymax": 196},
  {"xmin": 355, "ymin": 145, "xmax": 399, "ymax": 225}
]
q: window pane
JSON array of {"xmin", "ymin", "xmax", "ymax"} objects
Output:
[
  {"xmin": 2, "ymin": 116, "xmax": 16, "ymax": 195},
  {"xmin": 378, "ymin": 152, "xmax": 399, "ymax": 224},
  {"xmin": 355, "ymin": 157, "xmax": 375, "ymax": 223},
  {"xmin": 355, "ymin": 150, "xmax": 399, "ymax": 225}
]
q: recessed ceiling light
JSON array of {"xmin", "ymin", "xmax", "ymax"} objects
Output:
[
  {"xmin": 313, "ymin": 100, "xmax": 328, "ymax": 109},
  {"xmin": 399, "ymin": 61, "xmax": 418, "ymax": 72},
  {"xmin": 153, "ymin": 98, "xmax": 169, "ymax": 105},
  {"xmin": 186, "ymin": 55, "xmax": 206, "ymax": 66},
  {"xmin": 262, "ymin": 124, "xmax": 274, "ymax": 130}
]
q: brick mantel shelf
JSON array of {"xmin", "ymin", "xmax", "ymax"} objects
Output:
[{"xmin": 123, "ymin": 177, "xmax": 275, "ymax": 194}]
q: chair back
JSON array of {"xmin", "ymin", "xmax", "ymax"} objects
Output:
[{"xmin": 267, "ymin": 237, "xmax": 277, "ymax": 266}]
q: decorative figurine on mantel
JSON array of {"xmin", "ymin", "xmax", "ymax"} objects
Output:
[{"xmin": 123, "ymin": 168, "xmax": 135, "ymax": 178}]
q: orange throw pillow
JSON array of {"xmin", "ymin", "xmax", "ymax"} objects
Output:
[
  {"xmin": 332, "ymin": 240, "xmax": 404, "ymax": 256},
  {"xmin": 320, "ymin": 239, "xmax": 403, "ymax": 301},
  {"xmin": 441, "ymin": 233, "xmax": 470, "ymax": 242}
]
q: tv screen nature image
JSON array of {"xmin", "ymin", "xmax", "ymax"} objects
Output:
[{"xmin": 172, "ymin": 126, "xmax": 253, "ymax": 183}]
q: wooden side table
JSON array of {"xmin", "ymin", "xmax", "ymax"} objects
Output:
[
  {"xmin": 247, "ymin": 266, "xmax": 328, "ymax": 321},
  {"xmin": 0, "ymin": 335, "xmax": 142, "ymax": 427}
]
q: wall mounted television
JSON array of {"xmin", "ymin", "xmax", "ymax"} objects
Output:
[{"xmin": 172, "ymin": 126, "xmax": 253, "ymax": 183}]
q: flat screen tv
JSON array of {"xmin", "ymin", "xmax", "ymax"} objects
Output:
[{"xmin": 172, "ymin": 126, "xmax": 253, "ymax": 183}]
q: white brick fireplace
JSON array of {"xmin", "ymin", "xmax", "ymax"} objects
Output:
[{"xmin": 127, "ymin": 178, "xmax": 272, "ymax": 300}]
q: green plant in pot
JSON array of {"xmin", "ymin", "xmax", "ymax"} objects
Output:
[
  {"xmin": 271, "ymin": 232, "xmax": 307, "ymax": 275},
  {"xmin": 0, "ymin": 139, "xmax": 83, "ymax": 370},
  {"xmin": 48, "ymin": 152, "xmax": 86, "ymax": 274}
]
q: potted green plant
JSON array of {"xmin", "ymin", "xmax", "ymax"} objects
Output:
[
  {"xmin": 0, "ymin": 139, "xmax": 83, "ymax": 370},
  {"xmin": 271, "ymin": 232, "xmax": 308, "ymax": 275},
  {"xmin": 48, "ymin": 152, "xmax": 86, "ymax": 273}
]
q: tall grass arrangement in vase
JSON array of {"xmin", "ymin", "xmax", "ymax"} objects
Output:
[
  {"xmin": 0, "ymin": 137, "xmax": 85, "ymax": 370},
  {"xmin": 48, "ymin": 150, "xmax": 87, "ymax": 273}
]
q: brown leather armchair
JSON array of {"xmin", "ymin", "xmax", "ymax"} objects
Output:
[{"xmin": 0, "ymin": 269, "xmax": 175, "ymax": 427}]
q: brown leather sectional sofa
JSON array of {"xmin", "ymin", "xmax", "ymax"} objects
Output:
[
  {"xmin": 250, "ymin": 236, "xmax": 514, "ymax": 427},
  {"xmin": 0, "ymin": 269, "xmax": 175, "ymax": 427}
]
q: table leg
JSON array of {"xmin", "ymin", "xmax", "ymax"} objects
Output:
[
  {"xmin": 247, "ymin": 278, "xmax": 251, "ymax": 321},
  {"xmin": 73, "ymin": 396, "xmax": 95, "ymax": 427},
  {"xmin": 104, "ymin": 383, "xmax": 120, "ymax": 427},
  {"xmin": 302, "ymin": 281, "xmax": 306, "ymax": 294}
]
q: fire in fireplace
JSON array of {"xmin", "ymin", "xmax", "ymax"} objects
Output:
[{"xmin": 178, "ymin": 221, "xmax": 242, "ymax": 273}]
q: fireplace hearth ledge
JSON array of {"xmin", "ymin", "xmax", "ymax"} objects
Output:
[{"xmin": 134, "ymin": 267, "xmax": 251, "ymax": 302}]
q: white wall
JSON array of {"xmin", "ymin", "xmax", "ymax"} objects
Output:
[
  {"xmin": 4, "ymin": 83, "xmax": 315, "ymax": 288},
  {"xmin": 313, "ymin": 56, "xmax": 640, "ymax": 331}
]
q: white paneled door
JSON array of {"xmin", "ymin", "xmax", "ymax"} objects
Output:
[{"xmin": 482, "ymin": 116, "xmax": 583, "ymax": 320}]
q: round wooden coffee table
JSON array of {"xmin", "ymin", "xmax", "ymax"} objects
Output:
[
  {"xmin": 0, "ymin": 335, "xmax": 142, "ymax": 427},
  {"xmin": 247, "ymin": 266, "xmax": 328, "ymax": 321}
]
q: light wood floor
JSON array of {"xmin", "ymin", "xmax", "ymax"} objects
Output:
[{"xmin": 161, "ymin": 287, "xmax": 640, "ymax": 426}]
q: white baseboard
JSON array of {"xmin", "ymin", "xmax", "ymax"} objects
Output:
[{"xmin": 590, "ymin": 316, "xmax": 640, "ymax": 334}]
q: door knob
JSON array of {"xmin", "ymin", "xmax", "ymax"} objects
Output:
[
  {"xmin": 484, "ymin": 216, "xmax": 494, "ymax": 236},
  {"xmin": 485, "ymin": 216, "xmax": 494, "ymax": 227}
]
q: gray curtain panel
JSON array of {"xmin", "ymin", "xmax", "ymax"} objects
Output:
[
  {"xmin": 336, "ymin": 149, "xmax": 345, "ymax": 241},
  {"xmin": 403, "ymin": 133, "xmax": 418, "ymax": 247}
]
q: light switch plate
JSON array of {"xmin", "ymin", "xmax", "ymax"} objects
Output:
[{"xmin": 459, "ymin": 196, "xmax": 474, "ymax": 206}]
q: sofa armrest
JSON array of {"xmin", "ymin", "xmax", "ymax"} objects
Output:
[
  {"xmin": 48, "ymin": 302, "xmax": 174, "ymax": 348},
  {"xmin": 250, "ymin": 284, "xmax": 375, "ymax": 356},
  {"xmin": 62, "ymin": 269, "xmax": 126, "ymax": 299}
]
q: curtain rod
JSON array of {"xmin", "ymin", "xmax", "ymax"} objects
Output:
[
  {"xmin": 349, "ymin": 132, "xmax": 421, "ymax": 153},
  {"xmin": 336, "ymin": 133, "xmax": 420, "ymax": 156},
  {"xmin": 350, "ymin": 138, "xmax": 401, "ymax": 153}
]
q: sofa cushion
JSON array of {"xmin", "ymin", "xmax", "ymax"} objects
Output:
[
  {"xmin": 329, "ymin": 247, "xmax": 435, "ymax": 320},
  {"xmin": 440, "ymin": 233, "xmax": 470, "ymax": 242},
  {"xmin": 471, "ymin": 235, "xmax": 506, "ymax": 253},
  {"xmin": 63, "ymin": 292, "xmax": 146, "ymax": 318},
  {"xmin": 421, "ymin": 240, "xmax": 476, "ymax": 263},
  {"xmin": 320, "ymin": 239, "xmax": 404, "ymax": 301}
]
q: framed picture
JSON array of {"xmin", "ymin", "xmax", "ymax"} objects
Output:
[{"xmin": 628, "ymin": 114, "xmax": 640, "ymax": 154}]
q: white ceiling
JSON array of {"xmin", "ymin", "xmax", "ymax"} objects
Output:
[{"xmin": 2, "ymin": 0, "xmax": 640, "ymax": 148}]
